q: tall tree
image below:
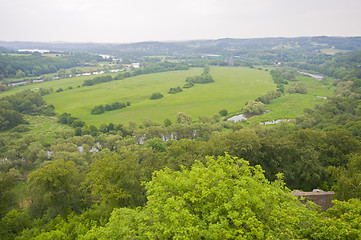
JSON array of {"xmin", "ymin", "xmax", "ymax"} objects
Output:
[
  {"xmin": 27, "ymin": 160, "xmax": 84, "ymax": 219},
  {"xmin": 88, "ymin": 155, "xmax": 319, "ymax": 239}
]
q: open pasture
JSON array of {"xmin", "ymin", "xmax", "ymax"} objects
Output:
[
  {"xmin": 44, "ymin": 67, "xmax": 275, "ymax": 126},
  {"xmin": 250, "ymin": 75, "xmax": 336, "ymax": 123}
]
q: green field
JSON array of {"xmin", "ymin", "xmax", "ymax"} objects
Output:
[
  {"xmin": 250, "ymin": 75, "xmax": 335, "ymax": 123},
  {"xmin": 43, "ymin": 67, "xmax": 275, "ymax": 126},
  {"xmin": 2, "ymin": 66, "xmax": 335, "ymax": 126},
  {"xmin": 0, "ymin": 115, "xmax": 73, "ymax": 145},
  {"xmin": 0, "ymin": 72, "xmax": 121, "ymax": 97}
]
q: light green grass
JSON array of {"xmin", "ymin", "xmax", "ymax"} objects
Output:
[
  {"xmin": 21, "ymin": 115, "xmax": 72, "ymax": 145},
  {"xmin": 0, "ymin": 115, "xmax": 72, "ymax": 148},
  {"xmin": 44, "ymin": 67, "xmax": 275, "ymax": 126},
  {"xmin": 249, "ymin": 75, "xmax": 336, "ymax": 123},
  {"xmin": 1, "ymin": 67, "xmax": 336, "ymax": 127},
  {"xmin": 0, "ymin": 73, "xmax": 120, "ymax": 98}
]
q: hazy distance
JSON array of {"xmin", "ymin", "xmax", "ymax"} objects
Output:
[{"xmin": 1, "ymin": 0, "xmax": 361, "ymax": 43}]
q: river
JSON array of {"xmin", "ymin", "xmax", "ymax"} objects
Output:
[{"xmin": 298, "ymin": 71, "xmax": 324, "ymax": 81}]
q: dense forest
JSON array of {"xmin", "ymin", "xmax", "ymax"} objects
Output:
[
  {"xmin": 2, "ymin": 39, "xmax": 361, "ymax": 239},
  {"xmin": 0, "ymin": 53, "xmax": 103, "ymax": 80}
]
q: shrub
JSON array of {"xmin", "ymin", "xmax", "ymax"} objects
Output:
[
  {"xmin": 219, "ymin": 109, "xmax": 228, "ymax": 116},
  {"xmin": 91, "ymin": 105, "xmax": 105, "ymax": 115},
  {"xmin": 168, "ymin": 86, "xmax": 183, "ymax": 94},
  {"xmin": 150, "ymin": 92, "xmax": 164, "ymax": 100},
  {"xmin": 243, "ymin": 100, "xmax": 265, "ymax": 115},
  {"xmin": 288, "ymin": 82, "xmax": 307, "ymax": 94},
  {"xmin": 257, "ymin": 91, "xmax": 282, "ymax": 104}
]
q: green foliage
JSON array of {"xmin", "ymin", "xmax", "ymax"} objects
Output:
[
  {"xmin": 57, "ymin": 112, "xmax": 72, "ymax": 124},
  {"xmin": 115, "ymin": 61, "xmax": 189, "ymax": 81},
  {"xmin": 183, "ymin": 82, "xmax": 194, "ymax": 88},
  {"xmin": 15, "ymin": 206, "xmax": 111, "ymax": 240},
  {"xmin": 303, "ymin": 199, "xmax": 361, "ymax": 239},
  {"xmin": 0, "ymin": 53, "xmax": 102, "ymax": 78},
  {"xmin": 288, "ymin": 82, "xmax": 307, "ymax": 94},
  {"xmin": 175, "ymin": 112, "xmax": 192, "ymax": 125},
  {"xmin": 185, "ymin": 73, "xmax": 214, "ymax": 87},
  {"xmin": 27, "ymin": 160, "xmax": 84, "ymax": 219},
  {"xmin": 90, "ymin": 154, "xmax": 319, "ymax": 239},
  {"xmin": 280, "ymin": 68, "xmax": 297, "ymax": 81},
  {"xmin": 296, "ymin": 96, "xmax": 361, "ymax": 132},
  {"xmin": 218, "ymin": 109, "xmax": 228, "ymax": 116},
  {"xmin": 4, "ymin": 90, "xmax": 53, "ymax": 115},
  {"xmin": 90, "ymin": 102, "xmax": 128, "ymax": 115},
  {"xmin": 328, "ymin": 154, "xmax": 361, "ymax": 200},
  {"xmin": 84, "ymin": 153, "xmax": 143, "ymax": 208},
  {"xmin": 276, "ymin": 84, "xmax": 285, "ymax": 93},
  {"xmin": 203, "ymin": 64, "xmax": 210, "ymax": 74},
  {"xmin": 0, "ymin": 172, "xmax": 17, "ymax": 217},
  {"xmin": 0, "ymin": 107, "xmax": 25, "ymax": 131},
  {"xmin": 168, "ymin": 86, "xmax": 183, "ymax": 94},
  {"xmin": 149, "ymin": 92, "xmax": 163, "ymax": 100},
  {"xmin": 206, "ymin": 128, "xmax": 361, "ymax": 191},
  {"xmin": 146, "ymin": 137, "xmax": 166, "ymax": 152},
  {"xmin": 0, "ymin": 90, "xmax": 54, "ymax": 131},
  {"xmin": 270, "ymin": 70, "xmax": 288, "ymax": 85},
  {"xmin": 0, "ymin": 210, "xmax": 32, "ymax": 240},
  {"xmin": 164, "ymin": 118, "xmax": 172, "ymax": 127},
  {"xmin": 243, "ymin": 100, "xmax": 265, "ymax": 115},
  {"xmin": 82, "ymin": 62, "xmax": 190, "ymax": 87},
  {"xmin": 83, "ymin": 75, "xmax": 113, "ymax": 87},
  {"xmin": 90, "ymin": 105, "xmax": 105, "ymax": 115},
  {"xmin": 256, "ymin": 91, "xmax": 282, "ymax": 104},
  {"xmin": 183, "ymin": 65, "xmax": 214, "ymax": 89}
]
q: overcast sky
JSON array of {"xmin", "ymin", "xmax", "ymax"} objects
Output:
[{"xmin": 1, "ymin": 0, "xmax": 360, "ymax": 43}]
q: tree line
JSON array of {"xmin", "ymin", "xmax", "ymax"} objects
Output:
[
  {"xmin": 82, "ymin": 61, "xmax": 190, "ymax": 87},
  {"xmin": 91, "ymin": 101, "xmax": 130, "ymax": 115},
  {"xmin": 0, "ymin": 53, "xmax": 103, "ymax": 80},
  {"xmin": 0, "ymin": 90, "xmax": 54, "ymax": 131}
]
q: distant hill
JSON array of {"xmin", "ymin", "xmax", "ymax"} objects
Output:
[
  {"xmin": 0, "ymin": 46, "xmax": 13, "ymax": 53},
  {"xmin": 1, "ymin": 36, "xmax": 361, "ymax": 56}
]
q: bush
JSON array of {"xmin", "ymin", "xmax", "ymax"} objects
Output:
[
  {"xmin": 288, "ymin": 82, "xmax": 307, "ymax": 94},
  {"xmin": 219, "ymin": 109, "xmax": 228, "ymax": 116},
  {"xmin": 183, "ymin": 82, "xmax": 194, "ymax": 88},
  {"xmin": 150, "ymin": 92, "xmax": 164, "ymax": 100},
  {"xmin": 257, "ymin": 91, "xmax": 282, "ymax": 104},
  {"xmin": 91, "ymin": 105, "xmax": 105, "ymax": 115},
  {"xmin": 168, "ymin": 86, "xmax": 183, "ymax": 94},
  {"xmin": 11, "ymin": 124, "xmax": 31, "ymax": 133},
  {"xmin": 243, "ymin": 100, "xmax": 265, "ymax": 115}
]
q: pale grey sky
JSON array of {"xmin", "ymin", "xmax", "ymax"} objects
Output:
[{"xmin": 0, "ymin": 0, "xmax": 360, "ymax": 43}]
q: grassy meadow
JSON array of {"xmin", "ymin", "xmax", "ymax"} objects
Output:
[
  {"xmin": 23, "ymin": 115, "xmax": 73, "ymax": 145},
  {"xmin": 0, "ymin": 72, "xmax": 121, "ymax": 98},
  {"xmin": 43, "ymin": 67, "xmax": 275, "ymax": 126},
  {"xmin": 1, "ymin": 66, "xmax": 336, "ymax": 126},
  {"xmin": 250, "ymin": 75, "xmax": 335, "ymax": 123}
]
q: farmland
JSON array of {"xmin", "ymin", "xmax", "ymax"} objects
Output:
[
  {"xmin": 250, "ymin": 74, "xmax": 336, "ymax": 123},
  {"xmin": 1, "ymin": 66, "xmax": 335, "ymax": 127},
  {"xmin": 43, "ymin": 67, "xmax": 275, "ymax": 126}
]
